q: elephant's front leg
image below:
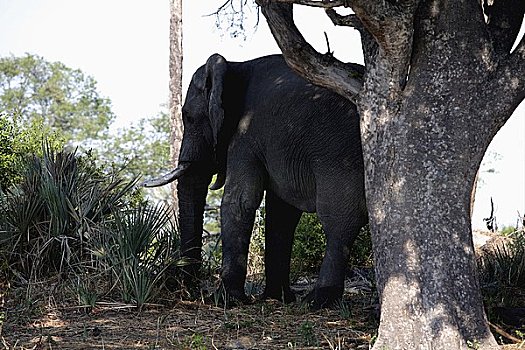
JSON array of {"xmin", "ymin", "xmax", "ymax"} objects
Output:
[
  {"xmin": 263, "ymin": 191, "xmax": 302, "ymax": 303},
  {"xmin": 220, "ymin": 165, "xmax": 265, "ymax": 303}
]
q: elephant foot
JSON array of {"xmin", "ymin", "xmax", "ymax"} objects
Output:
[
  {"xmin": 302, "ymin": 285, "xmax": 344, "ymax": 310},
  {"xmin": 212, "ymin": 284, "xmax": 253, "ymax": 308},
  {"xmin": 263, "ymin": 286, "xmax": 296, "ymax": 304},
  {"xmin": 164, "ymin": 263, "xmax": 201, "ymax": 297}
]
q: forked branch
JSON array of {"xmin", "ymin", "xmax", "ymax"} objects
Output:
[
  {"xmin": 325, "ymin": 10, "xmax": 362, "ymax": 30},
  {"xmin": 260, "ymin": 0, "xmax": 349, "ymax": 8},
  {"xmin": 484, "ymin": 0, "xmax": 525, "ymax": 56},
  {"xmin": 256, "ymin": 1, "xmax": 363, "ymax": 102}
]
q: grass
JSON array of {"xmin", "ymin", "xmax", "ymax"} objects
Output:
[{"xmin": 0, "ymin": 287, "xmax": 377, "ymax": 349}]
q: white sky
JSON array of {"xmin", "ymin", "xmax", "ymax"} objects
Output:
[{"xmin": 0, "ymin": 0, "xmax": 523, "ymax": 229}]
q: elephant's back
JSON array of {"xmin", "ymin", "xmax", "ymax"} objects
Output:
[
  {"xmin": 244, "ymin": 56, "xmax": 362, "ymax": 166},
  {"xmin": 235, "ymin": 56, "xmax": 364, "ymax": 211}
]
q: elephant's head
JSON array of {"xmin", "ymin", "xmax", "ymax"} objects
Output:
[{"xmin": 143, "ymin": 54, "xmax": 230, "ymax": 274}]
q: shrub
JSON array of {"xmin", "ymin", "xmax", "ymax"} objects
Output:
[
  {"xmin": 290, "ymin": 214, "xmax": 373, "ymax": 278},
  {"xmin": 0, "ymin": 113, "xmax": 64, "ymax": 191},
  {"xmin": 0, "ymin": 144, "xmax": 138, "ymax": 280},
  {"xmin": 478, "ymin": 228, "xmax": 525, "ymax": 327},
  {"xmin": 98, "ymin": 204, "xmax": 177, "ymax": 307},
  {"xmin": 291, "ymin": 213, "xmax": 327, "ymax": 276},
  {"xmin": 0, "ymin": 142, "xmax": 181, "ymax": 308}
]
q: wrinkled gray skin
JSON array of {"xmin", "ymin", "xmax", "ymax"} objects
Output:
[{"xmin": 145, "ymin": 54, "xmax": 368, "ymax": 309}]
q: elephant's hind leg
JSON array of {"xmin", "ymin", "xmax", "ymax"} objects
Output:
[
  {"xmin": 263, "ymin": 191, "xmax": 302, "ymax": 303},
  {"xmin": 312, "ymin": 187, "xmax": 367, "ymax": 309}
]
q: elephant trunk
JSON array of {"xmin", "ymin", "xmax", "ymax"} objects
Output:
[{"xmin": 177, "ymin": 170, "xmax": 212, "ymax": 280}]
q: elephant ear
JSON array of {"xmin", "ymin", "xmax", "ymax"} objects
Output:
[{"xmin": 204, "ymin": 54, "xmax": 228, "ymax": 146}]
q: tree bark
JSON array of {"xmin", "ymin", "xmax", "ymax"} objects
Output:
[
  {"xmin": 169, "ymin": 0, "xmax": 183, "ymax": 212},
  {"xmin": 257, "ymin": 0, "xmax": 525, "ymax": 348}
]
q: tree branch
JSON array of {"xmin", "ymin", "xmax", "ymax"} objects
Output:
[
  {"xmin": 482, "ymin": 33, "xmax": 525, "ymax": 132},
  {"xmin": 346, "ymin": 0, "xmax": 419, "ymax": 57},
  {"xmin": 262, "ymin": 0, "xmax": 349, "ymax": 8},
  {"xmin": 256, "ymin": 1, "xmax": 363, "ymax": 102},
  {"xmin": 484, "ymin": 0, "xmax": 525, "ymax": 56},
  {"xmin": 325, "ymin": 10, "xmax": 362, "ymax": 30}
]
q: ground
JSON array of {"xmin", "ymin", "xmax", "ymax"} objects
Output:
[
  {"xmin": 2, "ymin": 276, "xmax": 523, "ymax": 350},
  {"xmin": 2, "ymin": 282, "xmax": 378, "ymax": 349},
  {"xmin": 2, "ymin": 231, "xmax": 523, "ymax": 349}
]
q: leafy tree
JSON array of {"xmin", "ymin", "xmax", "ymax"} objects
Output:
[
  {"xmin": 255, "ymin": 0, "xmax": 525, "ymax": 348},
  {"xmin": 0, "ymin": 113, "xmax": 64, "ymax": 190},
  {"xmin": 0, "ymin": 54, "xmax": 114, "ymax": 145},
  {"xmin": 0, "ymin": 54, "xmax": 173, "ymax": 190},
  {"xmin": 97, "ymin": 110, "xmax": 172, "ymax": 183}
]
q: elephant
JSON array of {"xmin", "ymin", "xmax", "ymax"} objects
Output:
[{"xmin": 144, "ymin": 53, "xmax": 368, "ymax": 309}]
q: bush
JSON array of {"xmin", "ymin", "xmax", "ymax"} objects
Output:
[
  {"xmin": 290, "ymin": 214, "xmax": 373, "ymax": 278},
  {"xmin": 0, "ymin": 113, "xmax": 64, "ymax": 191},
  {"xmin": 98, "ymin": 204, "xmax": 177, "ymax": 307},
  {"xmin": 0, "ymin": 144, "xmax": 138, "ymax": 280},
  {"xmin": 478, "ymin": 228, "xmax": 525, "ymax": 308},
  {"xmin": 0, "ymin": 143, "xmax": 180, "ymax": 308},
  {"xmin": 291, "ymin": 214, "xmax": 327, "ymax": 276}
]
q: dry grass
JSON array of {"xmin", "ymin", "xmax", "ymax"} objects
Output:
[
  {"xmin": 2, "ymin": 276, "xmax": 524, "ymax": 350},
  {"xmin": 1, "ymin": 290, "xmax": 376, "ymax": 349}
]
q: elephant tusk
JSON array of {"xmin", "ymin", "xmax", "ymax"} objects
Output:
[
  {"xmin": 209, "ymin": 171, "xmax": 226, "ymax": 190},
  {"xmin": 142, "ymin": 162, "xmax": 191, "ymax": 187}
]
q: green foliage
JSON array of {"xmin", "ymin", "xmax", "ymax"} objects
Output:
[
  {"xmin": 0, "ymin": 54, "xmax": 114, "ymax": 144},
  {"xmin": 0, "ymin": 141, "xmax": 180, "ymax": 308},
  {"xmin": 350, "ymin": 225, "xmax": 374, "ymax": 268},
  {"xmin": 183, "ymin": 333, "xmax": 207, "ymax": 350},
  {"xmin": 290, "ymin": 215, "xmax": 373, "ymax": 278},
  {"xmin": 0, "ymin": 113, "xmax": 64, "ymax": 190},
  {"xmin": 100, "ymin": 204, "xmax": 176, "ymax": 307},
  {"xmin": 499, "ymin": 225, "xmax": 520, "ymax": 236},
  {"xmin": 297, "ymin": 320, "xmax": 318, "ymax": 346},
  {"xmin": 97, "ymin": 110, "xmax": 172, "ymax": 182},
  {"xmin": 0, "ymin": 54, "xmax": 173, "ymax": 194},
  {"xmin": 0, "ymin": 144, "xmax": 138, "ymax": 279},
  {"xmin": 291, "ymin": 213, "xmax": 327, "ymax": 276}
]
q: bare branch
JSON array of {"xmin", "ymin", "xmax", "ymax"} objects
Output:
[
  {"xmin": 484, "ymin": 0, "xmax": 525, "ymax": 56},
  {"xmin": 256, "ymin": 1, "xmax": 363, "ymax": 102},
  {"xmin": 209, "ymin": 0, "xmax": 259, "ymax": 40},
  {"xmin": 261, "ymin": 0, "xmax": 349, "ymax": 8},
  {"xmin": 325, "ymin": 10, "xmax": 362, "ymax": 30},
  {"xmin": 323, "ymin": 32, "xmax": 332, "ymax": 54}
]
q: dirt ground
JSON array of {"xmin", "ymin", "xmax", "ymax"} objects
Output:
[
  {"xmin": 2, "ymin": 232, "xmax": 523, "ymax": 349},
  {"xmin": 2, "ymin": 295, "xmax": 376, "ymax": 349},
  {"xmin": 2, "ymin": 284, "xmax": 524, "ymax": 350}
]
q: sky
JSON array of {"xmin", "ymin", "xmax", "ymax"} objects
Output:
[{"xmin": 0, "ymin": 0, "xmax": 523, "ymax": 229}]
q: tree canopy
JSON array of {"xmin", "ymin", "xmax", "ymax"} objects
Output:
[
  {"xmin": 0, "ymin": 54, "xmax": 171, "ymax": 191},
  {"xmin": 0, "ymin": 54, "xmax": 114, "ymax": 144}
]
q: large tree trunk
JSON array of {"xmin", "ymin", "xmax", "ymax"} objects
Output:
[
  {"xmin": 169, "ymin": 0, "xmax": 183, "ymax": 211},
  {"xmin": 359, "ymin": 1, "xmax": 497, "ymax": 349},
  {"xmin": 257, "ymin": 0, "xmax": 525, "ymax": 348},
  {"xmin": 356, "ymin": 2, "xmax": 500, "ymax": 348},
  {"xmin": 362, "ymin": 54, "xmax": 497, "ymax": 349}
]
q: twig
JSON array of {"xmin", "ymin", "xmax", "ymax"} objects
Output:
[
  {"xmin": 488, "ymin": 321, "xmax": 523, "ymax": 343},
  {"xmin": 324, "ymin": 32, "xmax": 332, "ymax": 55}
]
